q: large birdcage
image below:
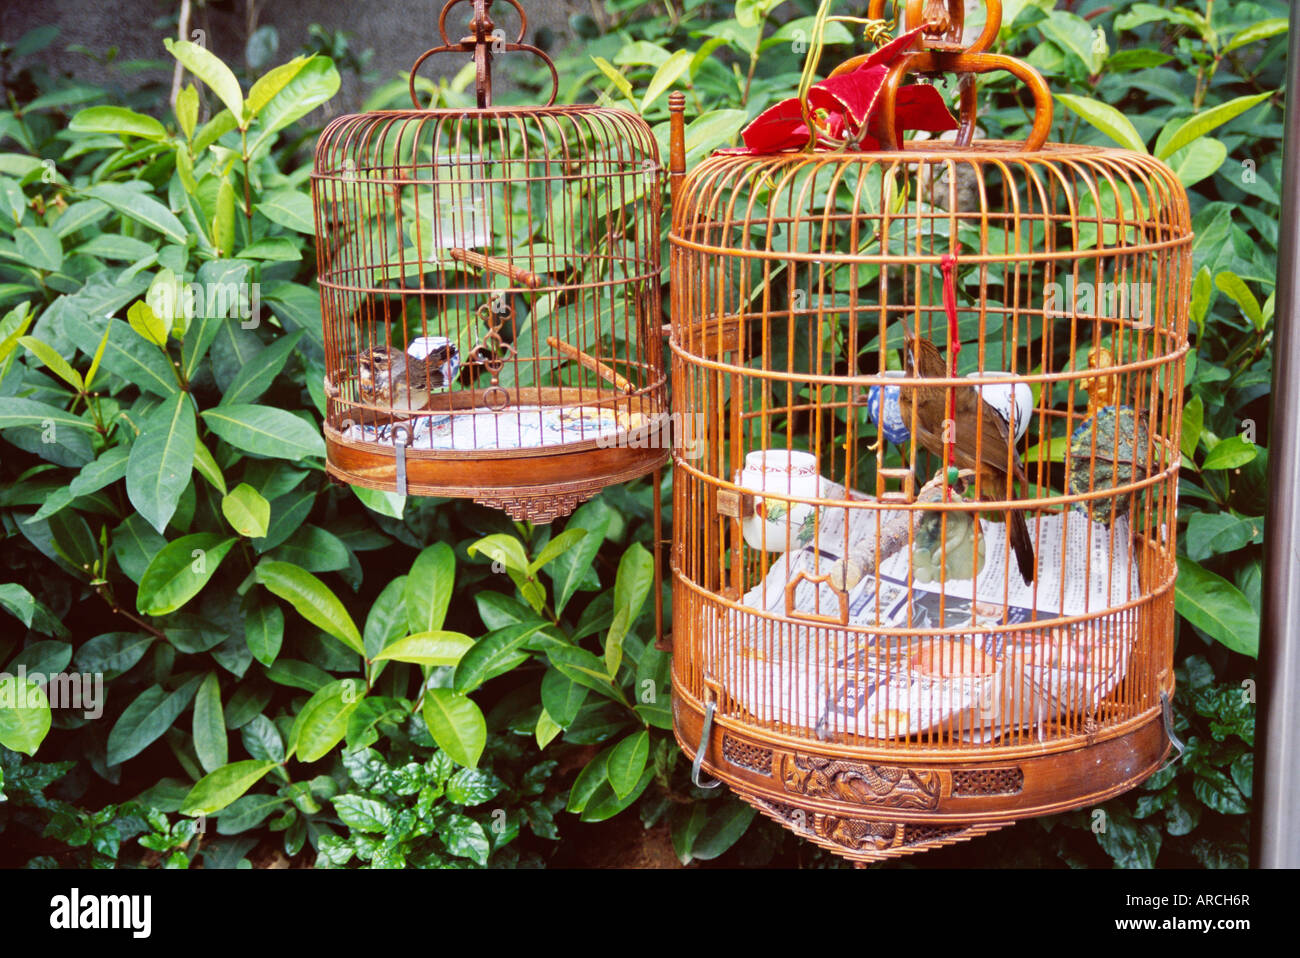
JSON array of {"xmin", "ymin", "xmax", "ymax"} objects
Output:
[
  {"xmin": 312, "ymin": 0, "xmax": 668, "ymax": 522},
  {"xmin": 668, "ymin": 0, "xmax": 1192, "ymax": 862}
]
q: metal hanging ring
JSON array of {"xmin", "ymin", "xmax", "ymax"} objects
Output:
[
  {"xmin": 691, "ymin": 700, "xmax": 723, "ymax": 789},
  {"xmin": 407, "ymin": 43, "xmax": 560, "ymax": 109},
  {"xmin": 436, "ymin": 0, "xmax": 529, "ymax": 47}
]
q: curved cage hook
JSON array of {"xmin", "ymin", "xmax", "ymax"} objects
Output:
[{"xmin": 408, "ymin": 0, "xmax": 559, "ymax": 109}]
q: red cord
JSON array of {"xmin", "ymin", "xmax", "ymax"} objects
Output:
[{"xmin": 940, "ymin": 254, "xmax": 960, "ymax": 491}]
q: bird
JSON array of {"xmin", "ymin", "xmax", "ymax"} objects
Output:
[
  {"xmin": 356, "ymin": 337, "xmax": 460, "ymax": 413},
  {"xmin": 897, "ymin": 333, "xmax": 1036, "ymax": 584}
]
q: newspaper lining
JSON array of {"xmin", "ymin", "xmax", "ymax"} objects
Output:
[
  {"xmin": 341, "ymin": 405, "xmax": 651, "ymax": 451},
  {"xmin": 716, "ymin": 480, "xmax": 1141, "ymax": 743}
]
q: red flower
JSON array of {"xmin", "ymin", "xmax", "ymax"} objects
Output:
[{"xmin": 724, "ymin": 26, "xmax": 958, "ymax": 155}]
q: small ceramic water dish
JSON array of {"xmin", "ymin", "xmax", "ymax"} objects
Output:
[
  {"xmin": 967, "ymin": 370, "xmax": 1034, "ymax": 442},
  {"xmin": 866, "ymin": 370, "xmax": 910, "ymax": 443},
  {"xmin": 735, "ymin": 449, "xmax": 822, "ymax": 552}
]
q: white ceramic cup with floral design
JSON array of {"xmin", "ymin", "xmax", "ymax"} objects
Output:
[{"xmin": 736, "ymin": 449, "xmax": 822, "ymax": 552}]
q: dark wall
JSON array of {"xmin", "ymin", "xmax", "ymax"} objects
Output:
[{"xmin": 1, "ymin": 0, "xmax": 581, "ymax": 114}]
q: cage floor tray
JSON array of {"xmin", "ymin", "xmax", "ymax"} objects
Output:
[{"xmin": 341, "ymin": 404, "xmax": 656, "ymax": 452}]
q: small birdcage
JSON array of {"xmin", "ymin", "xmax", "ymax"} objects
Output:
[
  {"xmin": 668, "ymin": 0, "xmax": 1192, "ymax": 862},
  {"xmin": 312, "ymin": 0, "xmax": 668, "ymax": 522}
]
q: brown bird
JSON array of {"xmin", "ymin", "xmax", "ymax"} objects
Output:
[
  {"xmin": 357, "ymin": 338, "xmax": 460, "ymax": 413},
  {"xmin": 898, "ymin": 333, "xmax": 1036, "ymax": 584}
]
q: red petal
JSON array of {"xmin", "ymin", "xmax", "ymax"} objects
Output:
[
  {"xmin": 739, "ymin": 96, "xmax": 812, "ymax": 153},
  {"xmin": 863, "ymin": 25, "xmax": 927, "ymax": 69},
  {"xmin": 894, "ymin": 84, "xmax": 959, "ymax": 132},
  {"xmin": 809, "ymin": 64, "xmax": 888, "ymax": 127}
]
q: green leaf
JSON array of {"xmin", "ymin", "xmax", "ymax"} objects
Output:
[
  {"xmin": 192, "ymin": 438, "xmax": 227, "ymax": 495},
  {"xmin": 0, "ymin": 396, "xmax": 95, "ymax": 433},
  {"xmin": 176, "ymin": 84, "xmax": 199, "ymax": 140},
  {"xmin": 193, "ymin": 672, "xmax": 228, "ymax": 774},
  {"xmin": 688, "ymin": 799, "xmax": 757, "ymax": 861},
  {"xmin": 541, "ymin": 668, "xmax": 587, "ymax": 727},
  {"xmin": 62, "ymin": 311, "xmax": 177, "ymax": 398},
  {"xmin": 548, "ymin": 501, "xmax": 608, "ymax": 613},
  {"xmin": 467, "ymin": 533, "xmax": 529, "ymax": 574},
  {"xmin": 234, "ymin": 237, "xmax": 302, "ymax": 262},
  {"xmin": 405, "ymin": 542, "xmax": 455, "ymax": 634},
  {"xmin": 567, "ymin": 748, "xmax": 610, "ymax": 814},
  {"xmin": 590, "ymin": 57, "xmax": 638, "ymax": 109},
  {"xmin": 607, "ymin": 731, "xmax": 649, "ymax": 798},
  {"xmin": 221, "ymin": 483, "xmax": 271, "ymax": 537},
  {"xmin": 220, "ymin": 329, "xmax": 302, "ymax": 406},
  {"xmin": 1039, "ymin": 10, "xmax": 1105, "ymax": 74},
  {"xmin": 1175, "ymin": 557, "xmax": 1259, "ymax": 657},
  {"xmin": 244, "ymin": 602, "xmax": 284, "ymax": 667},
  {"xmin": 1055, "ymin": 93, "xmax": 1147, "ymax": 153},
  {"xmin": 106, "ymin": 677, "xmax": 202, "ymax": 765},
  {"xmin": 333, "ymin": 794, "xmax": 392, "ymax": 832},
  {"xmin": 1214, "ymin": 272, "xmax": 1266, "ymax": 331},
  {"xmin": 606, "ymin": 541, "xmax": 654, "ymax": 676},
  {"xmin": 453, "ymin": 623, "xmax": 541, "ymax": 693},
  {"xmin": 214, "ymin": 178, "xmax": 237, "ymax": 257},
  {"xmin": 1181, "ymin": 395, "xmax": 1203, "ymax": 461},
  {"xmin": 422, "ymin": 689, "xmax": 486, "ymax": 769},
  {"xmin": 1157, "ymin": 92, "xmax": 1275, "ymax": 160},
  {"xmin": 84, "ymin": 183, "xmax": 187, "ymax": 244},
  {"xmin": 126, "ymin": 392, "xmax": 197, "ymax": 534},
  {"xmin": 372, "ymin": 631, "xmax": 475, "ymax": 666},
  {"xmin": 127, "ymin": 299, "xmax": 168, "ymax": 346},
  {"xmin": 363, "ymin": 576, "xmax": 408, "ymax": 659},
  {"xmin": 136, "ymin": 533, "xmax": 236, "ymax": 615},
  {"xmin": 201, "ymin": 404, "xmax": 325, "ymax": 461},
  {"xmin": 181, "ymin": 760, "xmax": 277, "ymax": 815},
  {"xmin": 642, "ymin": 49, "xmax": 692, "ymax": 112},
  {"xmin": 1167, "ymin": 136, "xmax": 1227, "ymax": 188},
  {"xmin": 256, "ymin": 561, "xmax": 364, "ymax": 655},
  {"xmin": 353, "ymin": 486, "xmax": 405, "ymax": 519},
  {"xmin": 528, "ymin": 527, "xmax": 587, "ymax": 576},
  {"xmin": 1201, "ymin": 435, "xmax": 1257, "ymax": 470},
  {"xmin": 19, "ymin": 335, "xmax": 83, "ymax": 391},
  {"xmin": 69, "ymin": 105, "xmax": 167, "ymax": 140},
  {"xmin": 535, "ymin": 708, "xmax": 562, "ymax": 749},
  {"xmin": 240, "ymin": 714, "xmax": 285, "ymax": 763},
  {"xmin": 165, "ymin": 38, "xmax": 245, "ymax": 123},
  {"xmin": 1185, "ymin": 512, "xmax": 1259, "ymax": 562},
  {"xmin": 289, "ymin": 679, "xmax": 363, "ymax": 762},
  {"xmin": 255, "ymin": 189, "xmax": 315, "ymax": 233},
  {"xmin": 0, "ymin": 675, "xmax": 51, "ymax": 755},
  {"xmin": 15, "ymin": 226, "xmax": 63, "ymax": 272},
  {"xmin": 246, "ymin": 56, "xmax": 309, "ymax": 117},
  {"xmin": 245, "ymin": 56, "xmax": 340, "ymax": 158},
  {"xmin": 1223, "ymin": 18, "xmax": 1288, "ymax": 55}
]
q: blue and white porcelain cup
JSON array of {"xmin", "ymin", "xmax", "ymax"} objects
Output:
[{"xmin": 867, "ymin": 370, "xmax": 910, "ymax": 444}]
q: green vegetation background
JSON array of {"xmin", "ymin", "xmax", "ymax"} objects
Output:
[{"xmin": 0, "ymin": 0, "xmax": 1280, "ymax": 868}]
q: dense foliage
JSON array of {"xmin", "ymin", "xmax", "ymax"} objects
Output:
[{"xmin": 0, "ymin": 0, "xmax": 1283, "ymax": 868}]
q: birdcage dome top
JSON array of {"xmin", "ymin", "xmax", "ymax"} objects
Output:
[{"xmin": 673, "ymin": 140, "xmax": 1191, "ymax": 266}]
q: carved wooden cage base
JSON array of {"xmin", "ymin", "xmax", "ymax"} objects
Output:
[{"xmin": 672, "ymin": 688, "xmax": 1171, "ymax": 865}]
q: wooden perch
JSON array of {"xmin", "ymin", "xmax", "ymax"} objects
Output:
[
  {"xmin": 547, "ymin": 336, "xmax": 634, "ymax": 394},
  {"xmin": 450, "ymin": 247, "xmax": 542, "ymax": 289}
]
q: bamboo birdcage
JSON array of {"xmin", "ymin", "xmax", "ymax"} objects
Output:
[
  {"xmin": 312, "ymin": 0, "xmax": 668, "ymax": 522},
  {"xmin": 667, "ymin": 0, "xmax": 1193, "ymax": 863}
]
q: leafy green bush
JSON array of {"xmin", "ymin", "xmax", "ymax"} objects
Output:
[{"xmin": 1, "ymin": 0, "xmax": 1282, "ymax": 868}]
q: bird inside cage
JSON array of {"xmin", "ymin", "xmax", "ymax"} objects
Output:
[{"xmin": 899, "ymin": 333, "xmax": 1037, "ymax": 585}]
